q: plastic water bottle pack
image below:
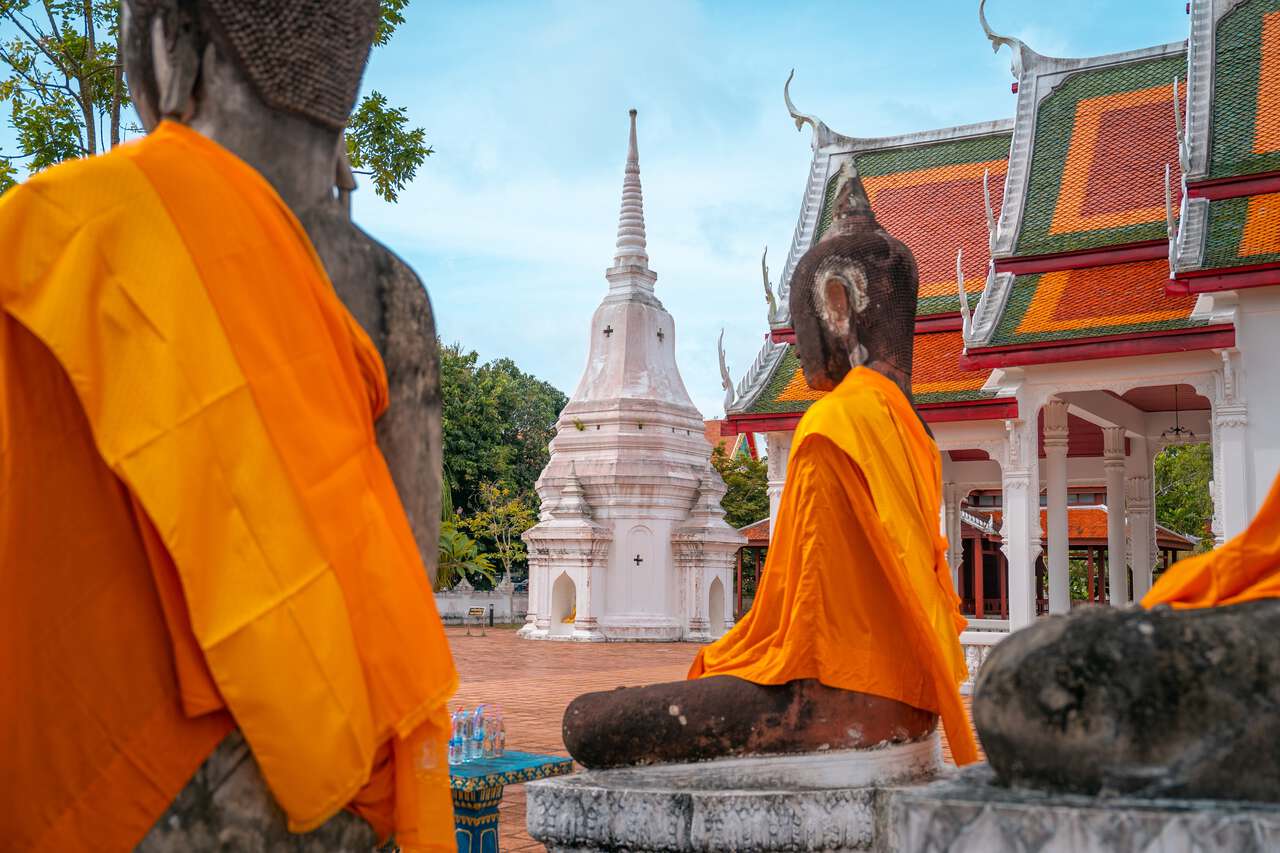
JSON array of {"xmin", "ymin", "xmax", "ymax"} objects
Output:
[{"xmin": 448, "ymin": 704, "xmax": 506, "ymax": 765}]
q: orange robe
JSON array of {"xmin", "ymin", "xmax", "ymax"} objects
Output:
[
  {"xmin": 0, "ymin": 121, "xmax": 456, "ymax": 851},
  {"xmin": 1143, "ymin": 471, "xmax": 1280, "ymax": 609},
  {"xmin": 689, "ymin": 367, "xmax": 978, "ymax": 765}
]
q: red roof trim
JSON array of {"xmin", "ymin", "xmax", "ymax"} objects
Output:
[
  {"xmin": 1167, "ymin": 263, "xmax": 1280, "ymax": 295},
  {"xmin": 916, "ymin": 314, "xmax": 964, "ymax": 332},
  {"xmin": 995, "ymin": 241, "xmax": 1168, "ymax": 276},
  {"xmin": 723, "ymin": 397, "xmax": 1018, "ymax": 434},
  {"xmin": 1186, "ymin": 170, "xmax": 1280, "ymax": 201},
  {"xmin": 960, "ymin": 324, "xmax": 1236, "ymax": 369},
  {"xmin": 720, "ymin": 413, "xmax": 803, "ymax": 435},
  {"xmin": 922, "ymin": 398, "xmax": 1019, "ymax": 422},
  {"xmin": 771, "ymin": 314, "xmax": 965, "ymax": 340}
]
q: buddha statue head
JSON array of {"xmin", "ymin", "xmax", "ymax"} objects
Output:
[
  {"xmin": 120, "ymin": 0, "xmax": 379, "ymax": 209},
  {"xmin": 789, "ymin": 162, "xmax": 919, "ymax": 398}
]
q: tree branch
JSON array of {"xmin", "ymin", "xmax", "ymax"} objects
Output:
[{"xmin": 4, "ymin": 9, "xmax": 73, "ymax": 82}]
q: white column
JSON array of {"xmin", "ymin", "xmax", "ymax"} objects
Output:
[
  {"xmin": 943, "ymin": 482, "xmax": 964, "ymax": 590},
  {"xmin": 1043, "ymin": 398, "xmax": 1070, "ymax": 614},
  {"xmin": 765, "ymin": 431, "xmax": 792, "ymax": 529},
  {"xmin": 1103, "ymin": 427, "xmax": 1128, "ymax": 606},
  {"xmin": 1126, "ymin": 436, "xmax": 1155, "ymax": 601},
  {"xmin": 1214, "ymin": 351, "xmax": 1252, "ymax": 539},
  {"xmin": 1001, "ymin": 417, "xmax": 1041, "ymax": 629}
]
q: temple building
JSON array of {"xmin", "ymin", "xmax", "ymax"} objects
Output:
[
  {"xmin": 720, "ymin": 0, "xmax": 1280, "ymax": 675},
  {"xmin": 520, "ymin": 111, "xmax": 744, "ymax": 642}
]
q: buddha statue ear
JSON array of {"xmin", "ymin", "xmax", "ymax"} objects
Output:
[
  {"xmin": 149, "ymin": 13, "xmax": 200, "ymax": 122},
  {"xmin": 335, "ymin": 132, "xmax": 357, "ymax": 217}
]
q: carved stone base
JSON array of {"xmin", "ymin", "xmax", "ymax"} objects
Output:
[
  {"xmin": 889, "ymin": 764, "xmax": 1280, "ymax": 853},
  {"xmin": 526, "ymin": 735, "xmax": 940, "ymax": 852}
]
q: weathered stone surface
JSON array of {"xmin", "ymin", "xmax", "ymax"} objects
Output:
[
  {"xmin": 889, "ymin": 764, "xmax": 1280, "ymax": 853},
  {"xmin": 299, "ymin": 206, "xmax": 443, "ymax": 583},
  {"xmin": 974, "ymin": 600, "xmax": 1280, "ymax": 802},
  {"xmin": 136, "ymin": 731, "xmax": 388, "ymax": 852},
  {"xmin": 564, "ymin": 675, "xmax": 935, "ymax": 769},
  {"xmin": 527, "ymin": 735, "xmax": 940, "ymax": 852}
]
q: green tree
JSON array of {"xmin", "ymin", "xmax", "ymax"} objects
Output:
[
  {"xmin": 711, "ymin": 443, "xmax": 768, "ymax": 529},
  {"xmin": 439, "ymin": 342, "xmax": 567, "ymax": 516},
  {"xmin": 0, "ymin": 0, "xmax": 429, "ymax": 200},
  {"xmin": 462, "ymin": 481, "xmax": 536, "ymax": 586},
  {"xmin": 436, "ymin": 519, "xmax": 494, "ymax": 592},
  {"xmin": 0, "ymin": 0, "xmax": 128, "ymax": 193},
  {"xmin": 480, "ymin": 357, "xmax": 566, "ymax": 500},
  {"xmin": 1155, "ymin": 442, "xmax": 1214, "ymax": 552}
]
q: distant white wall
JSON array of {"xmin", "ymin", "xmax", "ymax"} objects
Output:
[{"xmin": 434, "ymin": 588, "xmax": 529, "ymax": 624}]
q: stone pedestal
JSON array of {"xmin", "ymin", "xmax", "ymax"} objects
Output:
[
  {"xmin": 528, "ymin": 755, "xmax": 1280, "ymax": 852},
  {"xmin": 526, "ymin": 736, "xmax": 940, "ymax": 852},
  {"xmin": 889, "ymin": 765, "xmax": 1280, "ymax": 853}
]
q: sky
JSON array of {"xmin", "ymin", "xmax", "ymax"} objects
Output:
[
  {"xmin": 0, "ymin": 1, "xmax": 1195, "ymax": 418},
  {"xmin": 351, "ymin": 0, "xmax": 1193, "ymax": 418}
]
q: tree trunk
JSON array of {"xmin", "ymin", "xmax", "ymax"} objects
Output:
[
  {"xmin": 81, "ymin": 0, "xmax": 97, "ymax": 155},
  {"xmin": 110, "ymin": 62, "xmax": 121, "ymax": 148}
]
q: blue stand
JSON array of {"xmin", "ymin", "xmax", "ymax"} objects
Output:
[{"xmin": 450, "ymin": 751, "xmax": 574, "ymax": 853}]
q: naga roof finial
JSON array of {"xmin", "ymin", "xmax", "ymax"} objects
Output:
[
  {"xmin": 1164, "ymin": 163, "xmax": 1178, "ymax": 275},
  {"xmin": 1173, "ymin": 77, "xmax": 1190, "ymax": 174},
  {"xmin": 979, "ymin": 0, "xmax": 1035, "ymax": 79},
  {"xmin": 761, "ymin": 246, "xmax": 778, "ymax": 324},
  {"xmin": 717, "ymin": 329, "xmax": 735, "ymax": 414},
  {"xmin": 982, "ymin": 168, "xmax": 997, "ymax": 255},
  {"xmin": 956, "ymin": 248, "xmax": 973, "ymax": 342}
]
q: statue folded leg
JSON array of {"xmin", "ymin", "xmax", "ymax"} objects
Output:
[{"xmin": 565, "ymin": 676, "xmax": 934, "ymax": 769}]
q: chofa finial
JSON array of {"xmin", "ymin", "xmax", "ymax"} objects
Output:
[
  {"xmin": 784, "ymin": 69, "xmax": 820, "ymax": 134},
  {"xmin": 979, "ymin": 0, "xmax": 1033, "ymax": 79}
]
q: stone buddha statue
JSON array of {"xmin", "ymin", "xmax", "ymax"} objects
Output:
[
  {"xmin": 563, "ymin": 164, "xmax": 978, "ymax": 769},
  {"xmin": 115, "ymin": 1, "xmax": 441, "ymax": 847},
  {"xmin": 122, "ymin": 0, "xmax": 441, "ymax": 580}
]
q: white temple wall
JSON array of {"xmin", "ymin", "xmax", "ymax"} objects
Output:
[{"xmin": 603, "ymin": 519, "xmax": 674, "ymax": 620}]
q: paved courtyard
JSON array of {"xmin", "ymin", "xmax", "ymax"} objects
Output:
[{"xmin": 446, "ymin": 626, "xmax": 976, "ymax": 851}]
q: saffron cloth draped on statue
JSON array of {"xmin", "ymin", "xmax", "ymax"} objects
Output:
[
  {"xmin": 1143, "ymin": 472, "xmax": 1280, "ymax": 609},
  {"xmin": 689, "ymin": 367, "xmax": 978, "ymax": 765},
  {"xmin": 0, "ymin": 121, "xmax": 456, "ymax": 851}
]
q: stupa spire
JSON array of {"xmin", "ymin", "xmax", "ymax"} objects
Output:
[{"xmin": 611, "ymin": 109, "xmax": 649, "ymax": 270}]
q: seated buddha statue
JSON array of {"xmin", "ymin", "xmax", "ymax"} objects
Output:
[{"xmin": 562, "ymin": 166, "xmax": 979, "ymax": 768}]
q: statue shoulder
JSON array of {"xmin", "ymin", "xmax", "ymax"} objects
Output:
[
  {"xmin": 795, "ymin": 373, "xmax": 898, "ymax": 456},
  {"xmin": 296, "ymin": 206, "xmax": 436, "ymax": 359}
]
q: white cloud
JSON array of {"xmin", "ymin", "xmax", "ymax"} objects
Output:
[{"xmin": 348, "ymin": 0, "xmax": 1191, "ymax": 419}]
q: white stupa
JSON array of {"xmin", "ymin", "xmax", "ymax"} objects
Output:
[{"xmin": 519, "ymin": 110, "xmax": 744, "ymax": 642}]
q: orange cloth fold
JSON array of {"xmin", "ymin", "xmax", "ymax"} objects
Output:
[
  {"xmin": 1143, "ymin": 471, "xmax": 1280, "ymax": 609},
  {"xmin": 689, "ymin": 367, "xmax": 978, "ymax": 765},
  {"xmin": 0, "ymin": 121, "xmax": 456, "ymax": 851}
]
